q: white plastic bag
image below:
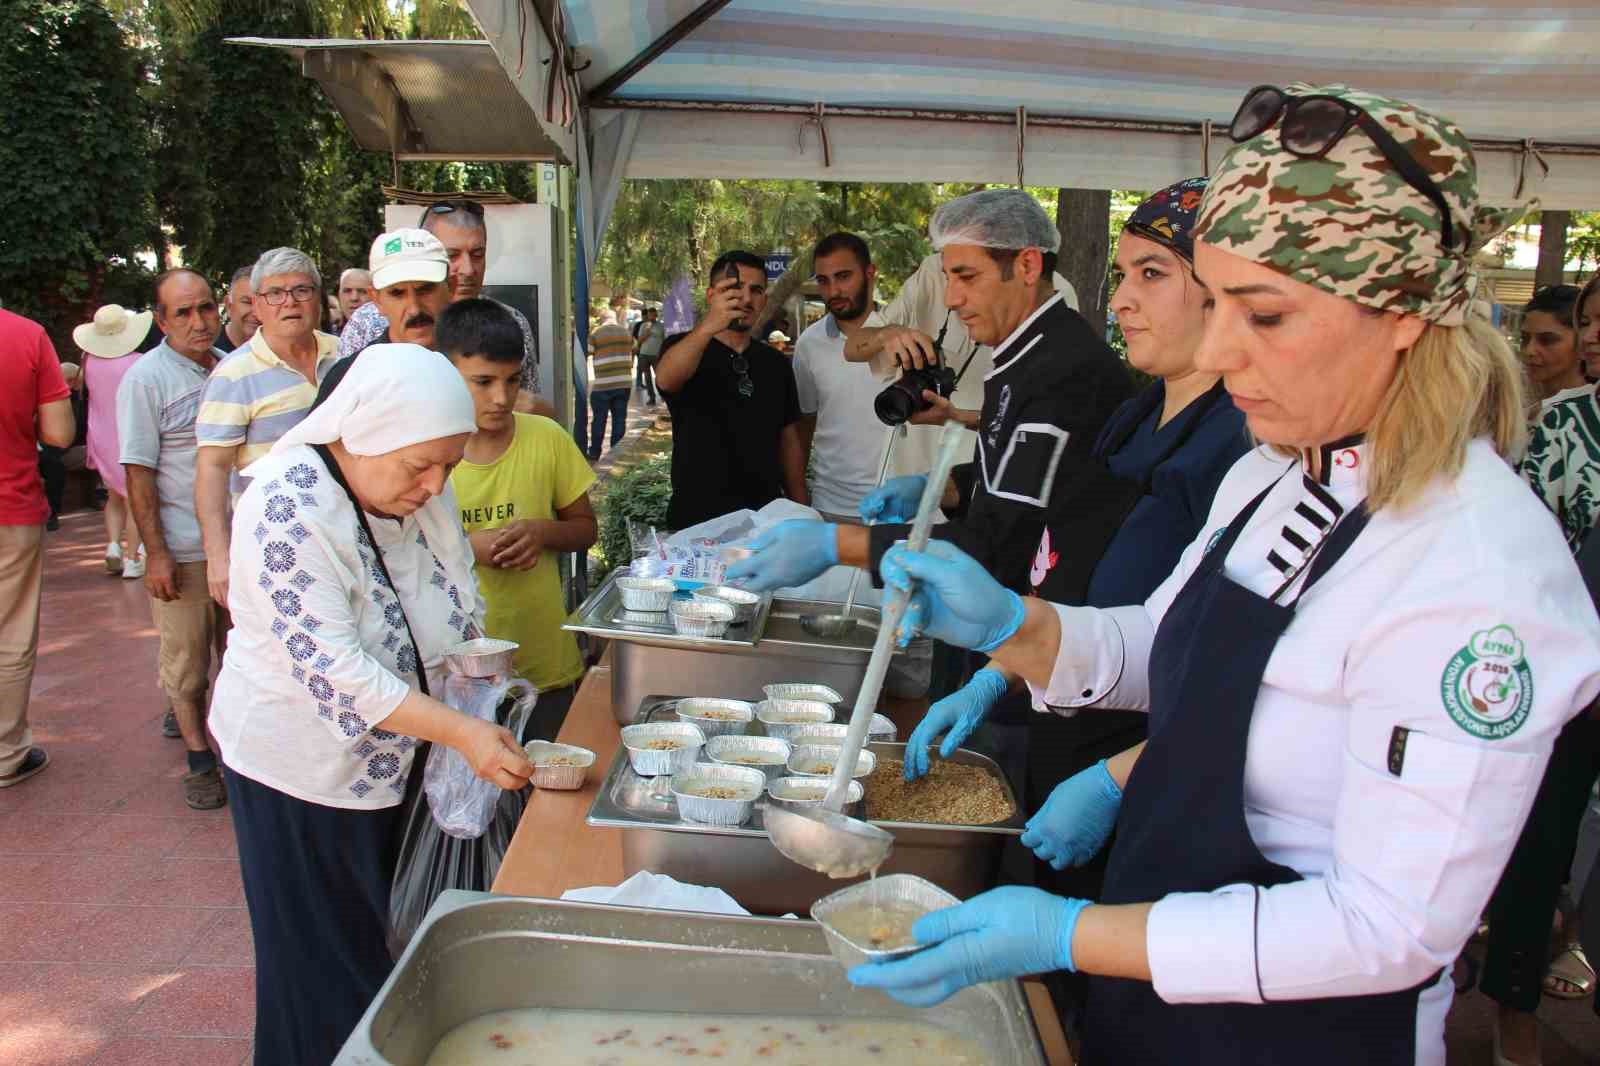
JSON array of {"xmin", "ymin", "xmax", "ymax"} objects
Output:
[{"xmin": 424, "ymin": 675, "xmax": 535, "ymax": 839}]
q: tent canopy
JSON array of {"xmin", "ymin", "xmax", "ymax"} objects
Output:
[{"xmin": 492, "ymin": 0, "xmax": 1599, "ymax": 207}]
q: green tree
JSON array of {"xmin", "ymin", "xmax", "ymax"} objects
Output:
[{"xmin": 0, "ymin": 0, "xmax": 158, "ymax": 348}]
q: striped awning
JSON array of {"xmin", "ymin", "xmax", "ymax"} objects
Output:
[
  {"xmin": 539, "ymin": 0, "xmax": 1600, "ymax": 205},
  {"xmin": 568, "ymin": 1, "xmax": 1598, "ymax": 146}
]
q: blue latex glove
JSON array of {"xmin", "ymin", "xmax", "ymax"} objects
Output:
[
  {"xmin": 879, "ymin": 540, "xmax": 1026, "ymax": 653},
  {"xmin": 905, "ymin": 668, "xmax": 1009, "ymax": 780},
  {"xmin": 1021, "ymin": 760, "xmax": 1123, "ymax": 870},
  {"xmin": 858, "ymin": 475, "xmax": 927, "ymax": 524},
  {"xmin": 724, "ymin": 519, "xmax": 838, "ymax": 593},
  {"xmin": 848, "ymin": 886, "xmax": 1089, "ymax": 1007}
]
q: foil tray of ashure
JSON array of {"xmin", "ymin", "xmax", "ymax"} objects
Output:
[
  {"xmin": 563, "ymin": 569, "xmax": 773, "ymax": 650},
  {"xmin": 584, "ymin": 696, "xmax": 1026, "ymax": 916}
]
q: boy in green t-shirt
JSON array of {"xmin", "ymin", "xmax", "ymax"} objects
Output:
[{"xmin": 439, "ymin": 299, "xmax": 598, "ymax": 741}]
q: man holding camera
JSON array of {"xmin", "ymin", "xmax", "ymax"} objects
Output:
[
  {"xmin": 728, "ymin": 188, "xmax": 1131, "ymax": 607},
  {"xmin": 655, "ymin": 250, "xmax": 807, "ymax": 530}
]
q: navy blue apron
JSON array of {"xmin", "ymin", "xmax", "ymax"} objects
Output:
[{"xmin": 1084, "ymin": 478, "xmax": 1434, "ymax": 1065}]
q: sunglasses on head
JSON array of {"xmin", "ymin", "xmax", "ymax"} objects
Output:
[
  {"xmin": 417, "ymin": 199, "xmax": 486, "ymax": 226},
  {"xmin": 1229, "ymin": 85, "xmax": 1457, "ymax": 253}
]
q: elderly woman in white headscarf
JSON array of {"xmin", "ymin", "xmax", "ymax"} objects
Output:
[{"xmin": 208, "ymin": 344, "xmax": 534, "ymax": 1066}]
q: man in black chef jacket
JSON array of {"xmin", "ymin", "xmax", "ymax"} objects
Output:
[
  {"xmin": 655, "ymin": 250, "xmax": 808, "ymax": 530},
  {"xmin": 728, "ymin": 187, "xmax": 1132, "ymax": 632}
]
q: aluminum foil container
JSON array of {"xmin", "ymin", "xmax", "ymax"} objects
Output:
[
  {"xmin": 670, "ymin": 762, "xmax": 766, "ymax": 826},
  {"xmin": 522, "ymin": 740, "xmax": 596, "ymax": 790},
  {"xmin": 785, "ymin": 722, "xmax": 850, "ymax": 747},
  {"xmin": 787, "ymin": 744, "xmax": 877, "ymax": 780},
  {"xmin": 620, "ymin": 721, "xmax": 706, "ymax": 777},
  {"xmin": 755, "ymin": 699, "xmax": 835, "ymax": 741},
  {"xmin": 693, "ymin": 585, "xmax": 761, "ymax": 624},
  {"xmin": 811, "ymin": 873, "xmax": 960, "ymax": 969},
  {"xmin": 766, "ymin": 775, "xmax": 864, "ymax": 808},
  {"xmin": 669, "ymin": 598, "xmax": 735, "ymax": 638},
  {"xmin": 706, "ymin": 735, "xmax": 792, "ymax": 781},
  {"xmin": 617, "ymin": 576, "xmax": 676, "ymax": 613},
  {"xmin": 762, "ymin": 682, "xmax": 843, "ymax": 705},
  {"xmin": 442, "ymin": 637, "xmax": 519, "ymax": 678},
  {"xmin": 675, "ymin": 697, "xmax": 755, "ymax": 739},
  {"xmin": 785, "ymin": 715, "xmax": 896, "ymax": 747}
]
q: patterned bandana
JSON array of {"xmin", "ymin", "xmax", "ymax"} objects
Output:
[
  {"xmin": 1123, "ymin": 176, "xmax": 1209, "ymax": 263},
  {"xmin": 1194, "ymin": 84, "xmax": 1528, "ymax": 326}
]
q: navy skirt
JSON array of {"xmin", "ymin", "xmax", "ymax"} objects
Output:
[{"xmin": 226, "ymin": 765, "xmax": 402, "ymax": 1066}]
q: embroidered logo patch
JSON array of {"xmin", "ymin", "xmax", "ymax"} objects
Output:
[
  {"xmin": 384, "ymin": 237, "xmax": 403, "ymax": 255},
  {"xmin": 1440, "ymin": 625, "xmax": 1534, "ymax": 740}
]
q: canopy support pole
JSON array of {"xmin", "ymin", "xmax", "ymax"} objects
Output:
[{"xmin": 585, "ymin": 0, "xmax": 733, "ymax": 103}]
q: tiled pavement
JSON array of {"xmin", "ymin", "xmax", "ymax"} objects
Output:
[{"xmin": 0, "ymin": 511, "xmax": 252, "ymax": 1066}]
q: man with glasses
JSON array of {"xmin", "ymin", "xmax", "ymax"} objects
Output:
[
  {"xmin": 118, "ymin": 269, "xmax": 230, "ymax": 809},
  {"xmin": 339, "ymin": 200, "xmax": 551, "ymax": 416},
  {"xmin": 195, "ymin": 247, "xmax": 341, "ymax": 613},
  {"xmin": 655, "ymin": 250, "xmax": 806, "ymax": 529}
]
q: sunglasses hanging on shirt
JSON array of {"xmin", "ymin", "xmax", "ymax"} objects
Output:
[{"xmin": 1228, "ymin": 85, "xmax": 1458, "ymax": 252}]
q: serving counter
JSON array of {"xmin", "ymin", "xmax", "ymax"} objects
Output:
[{"xmin": 491, "ymin": 660, "xmax": 1075, "ymax": 1066}]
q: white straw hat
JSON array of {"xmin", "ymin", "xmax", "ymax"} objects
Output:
[{"xmin": 73, "ymin": 304, "xmax": 152, "ymax": 359}]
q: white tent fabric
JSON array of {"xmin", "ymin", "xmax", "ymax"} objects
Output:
[{"xmin": 465, "ymin": 0, "xmax": 1599, "ymax": 209}]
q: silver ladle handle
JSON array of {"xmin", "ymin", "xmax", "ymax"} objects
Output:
[{"xmin": 823, "ymin": 421, "xmax": 967, "ymax": 811}]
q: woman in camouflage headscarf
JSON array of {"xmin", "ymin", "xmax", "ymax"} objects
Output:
[{"xmin": 851, "ymin": 85, "xmax": 1600, "ymax": 1066}]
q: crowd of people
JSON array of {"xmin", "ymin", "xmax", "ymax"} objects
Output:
[{"xmin": 2, "ymin": 79, "xmax": 1599, "ymax": 1066}]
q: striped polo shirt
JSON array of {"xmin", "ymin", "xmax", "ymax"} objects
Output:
[
  {"xmin": 196, "ymin": 329, "xmax": 340, "ymax": 496},
  {"xmin": 588, "ymin": 321, "xmax": 635, "ymax": 391}
]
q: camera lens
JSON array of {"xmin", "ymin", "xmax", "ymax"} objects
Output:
[{"xmin": 874, "ymin": 378, "xmax": 920, "ymax": 426}]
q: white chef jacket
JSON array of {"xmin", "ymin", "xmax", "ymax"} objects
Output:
[{"xmin": 1027, "ymin": 438, "xmax": 1600, "ymax": 1063}]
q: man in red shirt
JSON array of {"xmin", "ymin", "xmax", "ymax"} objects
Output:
[{"xmin": 0, "ymin": 306, "xmax": 75, "ymax": 787}]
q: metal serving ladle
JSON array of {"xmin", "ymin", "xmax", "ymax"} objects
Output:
[{"xmin": 768, "ymin": 421, "xmax": 967, "ymax": 879}]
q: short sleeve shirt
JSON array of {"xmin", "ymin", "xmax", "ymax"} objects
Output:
[
  {"xmin": 116, "ymin": 340, "xmax": 220, "ymax": 561},
  {"xmin": 449, "ymin": 414, "xmax": 596, "ymax": 690},
  {"xmin": 660, "ymin": 334, "xmax": 802, "ymax": 530},
  {"xmin": 792, "ymin": 311, "xmax": 891, "ymax": 516},
  {"xmin": 195, "ymin": 329, "xmax": 341, "ymax": 497},
  {"xmin": 0, "ymin": 309, "xmax": 69, "ymax": 525}
]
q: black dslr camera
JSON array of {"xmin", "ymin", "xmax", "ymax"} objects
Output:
[{"xmin": 874, "ymin": 319, "xmax": 958, "ymax": 426}]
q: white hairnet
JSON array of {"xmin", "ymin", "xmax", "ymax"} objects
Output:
[{"xmin": 929, "ymin": 189, "xmax": 1061, "ymax": 254}]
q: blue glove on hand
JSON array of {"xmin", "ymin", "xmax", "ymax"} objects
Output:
[
  {"xmin": 848, "ymin": 886, "xmax": 1089, "ymax": 1007},
  {"xmin": 879, "ymin": 541, "xmax": 1026, "ymax": 653},
  {"xmin": 859, "ymin": 475, "xmax": 927, "ymax": 524},
  {"xmin": 905, "ymin": 668, "xmax": 1009, "ymax": 780},
  {"xmin": 1020, "ymin": 760, "xmax": 1123, "ymax": 871},
  {"xmin": 724, "ymin": 519, "xmax": 838, "ymax": 593}
]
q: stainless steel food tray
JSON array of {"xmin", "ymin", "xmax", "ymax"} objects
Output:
[
  {"xmin": 333, "ymin": 890, "xmax": 1049, "ymax": 1065},
  {"xmin": 564, "ymin": 569, "xmax": 773, "ymax": 649},
  {"xmin": 586, "ymin": 696, "xmax": 1024, "ymax": 915}
]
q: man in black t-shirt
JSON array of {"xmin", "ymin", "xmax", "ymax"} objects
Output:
[{"xmin": 655, "ymin": 251, "xmax": 806, "ymax": 530}]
